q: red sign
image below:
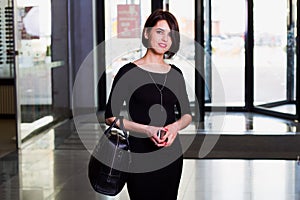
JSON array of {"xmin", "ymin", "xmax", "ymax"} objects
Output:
[{"xmin": 117, "ymin": 5, "xmax": 140, "ymax": 38}]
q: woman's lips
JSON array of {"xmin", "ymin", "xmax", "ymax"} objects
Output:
[{"xmin": 158, "ymin": 43, "xmax": 167, "ymax": 48}]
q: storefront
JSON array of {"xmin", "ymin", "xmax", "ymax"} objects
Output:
[{"xmin": 0, "ymin": 0, "xmax": 299, "ymax": 150}]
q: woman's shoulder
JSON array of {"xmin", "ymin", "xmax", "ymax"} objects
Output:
[
  {"xmin": 120, "ymin": 62, "xmax": 136, "ymax": 71},
  {"xmin": 169, "ymin": 64, "xmax": 183, "ymax": 75},
  {"xmin": 116, "ymin": 62, "xmax": 136, "ymax": 75}
]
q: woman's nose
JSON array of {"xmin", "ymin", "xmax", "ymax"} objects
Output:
[{"xmin": 162, "ymin": 33, "xmax": 168, "ymax": 42}]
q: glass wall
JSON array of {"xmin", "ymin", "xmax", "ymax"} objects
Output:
[
  {"xmin": 0, "ymin": 0, "xmax": 14, "ymax": 78},
  {"xmin": 104, "ymin": 0, "xmax": 196, "ymax": 113},
  {"xmin": 15, "ymin": 0, "xmax": 64, "ymax": 143},
  {"xmin": 105, "ymin": 0, "xmax": 151, "ymax": 100},
  {"xmin": 208, "ymin": 0, "xmax": 246, "ymax": 107},
  {"xmin": 253, "ymin": 0, "xmax": 297, "ymax": 115},
  {"xmin": 168, "ymin": 0, "xmax": 196, "ymax": 109}
]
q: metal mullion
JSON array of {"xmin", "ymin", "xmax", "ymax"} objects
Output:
[
  {"xmin": 287, "ymin": 0, "xmax": 295, "ymax": 101},
  {"xmin": 245, "ymin": 0, "xmax": 254, "ymax": 111},
  {"xmin": 297, "ymin": 0, "xmax": 300, "ymax": 120},
  {"xmin": 253, "ymin": 107, "xmax": 296, "ymax": 121},
  {"xmin": 96, "ymin": 0, "xmax": 106, "ymax": 111},
  {"xmin": 195, "ymin": 0, "xmax": 205, "ymax": 124},
  {"xmin": 205, "ymin": 0, "xmax": 212, "ymax": 104},
  {"xmin": 151, "ymin": 0, "xmax": 163, "ymax": 12},
  {"xmin": 205, "ymin": 106, "xmax": 246, "ymax": 112}
]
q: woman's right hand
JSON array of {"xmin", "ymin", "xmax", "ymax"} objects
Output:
[{"xmin": 145, "ymin": 126, "xmax": 167, "ymax": 147}]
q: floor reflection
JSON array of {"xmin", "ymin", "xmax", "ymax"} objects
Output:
[
  {"xmin": 202, "ymin": 112, "xmax": 300, "ymax": 135},
  {"xmin": 0, "ymin": 112, "xmax": 300, "ymax": 199},
  {"xmin": 1, "ymin": 150, "xmax": 300, "ymax": 200}
]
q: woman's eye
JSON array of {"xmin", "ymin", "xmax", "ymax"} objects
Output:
[{"xmin": 156, "ymin": 30, "xmax": 163, "ymax": 34}]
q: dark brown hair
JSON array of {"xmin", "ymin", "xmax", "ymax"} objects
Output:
[{"xmin": 142, "ymin": 9, "xmax": 180, "ymax": 59}]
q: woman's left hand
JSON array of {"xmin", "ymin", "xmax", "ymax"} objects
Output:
[{"xmin": 161, "ymin": 122, "xmax": 180, "ymax": 147}]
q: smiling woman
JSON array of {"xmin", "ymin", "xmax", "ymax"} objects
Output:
[
  {"xmin": 144, "ymin": 22, "xmax": 173, "ymax": 56},
  {"xmin": 142, "ymin": 10, "xmax": 180, "ymax": 59},
  {"xmin": 104, "ymin": 9, "xmax": 192, "ymax": 200}
]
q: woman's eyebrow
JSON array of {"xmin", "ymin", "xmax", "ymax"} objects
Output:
[{"xmin": 155, "ymin": 28, "xmax": 171, "ymax": 33}]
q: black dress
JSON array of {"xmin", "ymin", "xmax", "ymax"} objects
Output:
[{"xmin": 105, "ymin": 62, "xmax": 191, "ymax": 200}]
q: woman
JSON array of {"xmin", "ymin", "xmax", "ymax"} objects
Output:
[{"xmin": 105, "ymin": 9, "xmax": 192, "ymax": 200}]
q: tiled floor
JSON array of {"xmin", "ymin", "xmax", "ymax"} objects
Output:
[
  {"xmin": 1, "ymin": 149, "xmax": 300, "ymax": 200},
  {"xmin": 0, "ymin": 119, "xmax": 16, "ymax": 158},
  {"xmin": 1, "ymin": 113, "xmax": 300, "ymax": 200}
]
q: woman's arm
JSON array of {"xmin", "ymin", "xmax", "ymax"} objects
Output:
[
  {"xmin": 106, "ymin": 113, "xmax": 192, "ymax": 147},
  {"xmin": 105, "ymin": 117, "xmax": 166, "ymax": 146}
]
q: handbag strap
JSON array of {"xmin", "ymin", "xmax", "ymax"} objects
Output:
[
  {"xmin": 118, "ymin": 116, "xmax": 128, "ymax": 138},
  {"xmin": 107, "ymin": 116, "xmax": 128, "ymax": 139},
  {"xmin": 105, "ymin": 118, "xmax": 119, "ymax": 134},
  {"xmin": 118, "ymin": 116, "xmax": 131, "ymax": 154},
  {"xmin": 117, "ymin": 116, "xmax": 131, "ymax": 156}
]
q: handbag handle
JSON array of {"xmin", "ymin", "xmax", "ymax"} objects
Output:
[
  {"xmin": 104, "ymin": 118, "xmax": 119, "ymax": 135},
  {"xmin": 105, "ymin": 116, "xmax": 128, "ymax": 138}
]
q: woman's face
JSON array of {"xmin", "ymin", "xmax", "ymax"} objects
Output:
[{"xmin": 145, "ymin": 20, "xmax": 172, "ymax": 55}]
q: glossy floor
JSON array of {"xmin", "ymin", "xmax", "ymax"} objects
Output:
[
  {"xmin": 1, "ymin": 149, "xmax": 300, "ymax": 200},
  {"xmin": 1, "ymin": 112, "xmax": 300, "ymax": 200}
]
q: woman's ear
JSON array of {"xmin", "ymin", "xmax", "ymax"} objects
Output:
[{"xmin": 144, "ymin": 28, "xmax": 149, "ymax": 39}]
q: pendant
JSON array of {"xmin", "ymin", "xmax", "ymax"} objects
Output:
[{"xmin": 160, "ymin": 90, "xmax": 163, "ymax": 111}]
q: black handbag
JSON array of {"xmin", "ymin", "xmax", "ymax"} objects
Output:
[{"xmin": 88, "ymin": 117, "xmax": 131, "ymax": 196}]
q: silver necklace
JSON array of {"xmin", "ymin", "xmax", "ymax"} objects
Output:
[{"xmin": 147, "ymin": 72, "xmax": 168, "ymax": 111}]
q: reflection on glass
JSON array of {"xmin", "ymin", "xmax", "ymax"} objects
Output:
[
  {"xmin": 168, "ymin": 0, "xmax": 195, "ymax": 104},
  {"xmin": 253, "ymin": 0, "xmax": 296, "ymax": 115},
  {"xmin": 16, "ymin": 0, "xmax": 53, "ymax": 141},
  {"xmin": 254, "ymin": 0, "xmax": 287, "ymax": 104},
  {"xmin": 209, "ymin": 0, "xmax": 246, "ymax": 106}
]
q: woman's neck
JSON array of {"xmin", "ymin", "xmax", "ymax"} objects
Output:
[
  {"xmin": 141, "ymin": 49, "xmax": 165, "ymax": 65},
  {"xmin": 133, "ymin": 52, "xmax": 171, "ymax": 73}
]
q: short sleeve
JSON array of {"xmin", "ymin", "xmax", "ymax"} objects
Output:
[{"xmin": 172, "ymin": 66, "xmax": 191, "ymax": 117}]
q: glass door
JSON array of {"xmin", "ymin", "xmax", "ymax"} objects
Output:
[
  {"xmin": 167, "ymin": 0, "xmax": 196, "ymax": 115},
  {"xmin": 206, "ymin": 0, "xmax": 246, "ymax": 107},
  {"xmin": 14, "ymin": 0, "xmax": 56, "ymax": 144},
  {"xmin": 253, "ymin": 0, "xmax": 297, "ymax": 117}
]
